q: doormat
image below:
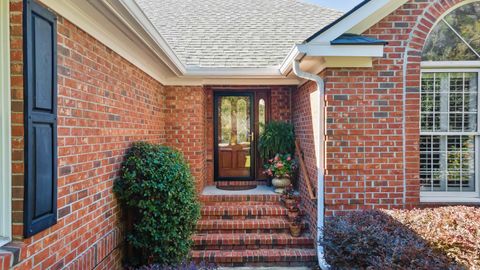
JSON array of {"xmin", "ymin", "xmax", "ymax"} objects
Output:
[{"xmin": 215, "ymin": 184, "xmax": 257, "ymax": 191}]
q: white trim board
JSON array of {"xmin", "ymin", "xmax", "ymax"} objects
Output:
[
  {"xmin": 0, "ymin": 0, "xmax": 12, "ymax": 246},
  {"xmin": 307, "ymin": 0, "xmax": 408, "ymax": 44}
]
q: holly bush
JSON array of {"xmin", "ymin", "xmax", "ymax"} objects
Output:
[{"xmin": 114, "ymin": 142, "xmax": 200, "ymax": 266}]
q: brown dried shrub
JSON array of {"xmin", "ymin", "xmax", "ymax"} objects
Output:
[{"xmin": 323, "ymin": 206, "xmax": 480, "ymax": 269}]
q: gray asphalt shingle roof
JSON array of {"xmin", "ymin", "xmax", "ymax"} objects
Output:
[{"xmin": 134, "ymin": 0, "xmax": 343, "ymax": 68}]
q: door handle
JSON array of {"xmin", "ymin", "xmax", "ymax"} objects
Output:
[{"xmin": 250, "ymin": 131, "xmax": 254, "ymax": 142}]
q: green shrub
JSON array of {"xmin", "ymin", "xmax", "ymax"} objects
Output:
[
  {"xmin": 257, "ymin": 121, "xmax": 295, "ymax": 159},
  {"xmin": 114, "ymin": 142, "xmax": 200, "ymax": 266}
]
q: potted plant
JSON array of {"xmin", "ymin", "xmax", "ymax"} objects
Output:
[
  {"xmin": 290, "ymin": 216, "xmax": 303, "ymax": 237},
  {"xmin": 257, "ymin": 121, "xmax": 295, "ymax": 160},
  {"xmin": 282, "ymin": 184, "xmax": 299, "ymax": 209},
  {"xmin": 287, "ymin": 204, "xmax": 301, "ymax": 222},
  {"xmin": 258, "ymin": 121, "xmax": 295, "ymax": 186},
  {"xmin": 264, "ymin": 154, "xmax": 297, "ymax": 194}
]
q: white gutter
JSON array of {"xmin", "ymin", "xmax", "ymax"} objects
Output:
[{"xmin": 292, "ymin": 60, "xmax": 330, "ymax": 270}]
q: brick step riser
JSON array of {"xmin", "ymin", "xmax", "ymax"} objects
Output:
[
  {"xmin": 191, "ymin": 251, "xmax": 317, "ymax": 267},
  {"xmin": 193, "ymin": 244, "xmax": 314, "ymax": 250},
  {"xmin": 201, "ymin": 202, "xmax": 282, "ymax": 206},
  {"xmin": 201, "ymin": 210, "xmax": 288, "ymax": 217},
  {"xmin": 196, "ymin": 228, "xmax": 291, "ymax": 234},
  {"xmin": 200, "ymin": 215, "xmax": 287, "ymax": 220},
  {"xmin": 190, "ymin": 260, "xmax": 317, "ymax": 267},
  {"xmin": 199, "ymin": 195, "xmax": 282, "ymax": 204}
]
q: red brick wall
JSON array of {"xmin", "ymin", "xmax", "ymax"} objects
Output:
[
  {"xmin": 8, "ymin": 1, "xmax": 168, "ymax": 268},
  {"xmin": 164, "ymin": 86, "xmax": 207, "ymax": 193},
  {"xmin": 204, "ymin": 86, "xmax": 293, "ymax": 186},
  {"xmin": 294, "ymin": 0, "xmax": 469, "ymax": 217},
  {"xmin": 292, "ymin": 79, "xmax": 321, "ymax": 235}
]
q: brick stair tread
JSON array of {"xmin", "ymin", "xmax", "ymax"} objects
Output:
[
  {"xmin": 190, "ymin": 248, "xmax": 317, "ymax": 263},
  {"xmin": 192, "ymin": 233, "xmax": 314, "ymax": 247},
  {"xmin": 201, "ymin": 205, "xmax": 287, "ymax": 216},
  {"xmin": 196, "ymin": 218, "xmax": 290, "ymax": 231},
  {"xmin": 202, "ymin": 201, "xmax": 281, "ymax": 206},
  {"xmin": 199, "ymin": 194, "xmax": 282, "ymax": 203}
]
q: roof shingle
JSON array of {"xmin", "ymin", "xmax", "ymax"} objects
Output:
[{"xmin": 135, "ymin": 0, "xmax": 342, "ymax": 68}]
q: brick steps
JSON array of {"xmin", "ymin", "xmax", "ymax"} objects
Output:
[
  {"xmin": 192, "ymin": 233, "xmax": 314, "ymax": 250},
  {"xmin": 190, "ymin": 248, "xmax": 317, "ymax": 267},
  {"xmin": 193, "ymin": 192, "xmax": 316, "ymax": 267},
  {"xmin": 201, "ymin": 205, "xmax": 287, "ymax": 219},
  {"xmin": 196, "ymin": 218, "xmax": 290, "ymax": 233}
]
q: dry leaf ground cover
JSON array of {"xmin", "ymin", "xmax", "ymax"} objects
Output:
[{"xmin": 323, "ymin": 206, "xmax": 480, "ymax": 269}]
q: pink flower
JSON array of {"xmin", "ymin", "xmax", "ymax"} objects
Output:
[
  {"xmin": 274, "ymin": 156, "xmax": 280, "ymax": 161},
  {"xmin": 287, "ymin": 156, "xmax": 292, "ymax": 161},
  {"xmin": 276, "ymin": 162, "xmax": 284, "ymax": 168}
]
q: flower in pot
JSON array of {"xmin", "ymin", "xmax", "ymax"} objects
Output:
[
  {"xmin": 287, "ymin": 204, "xmax": 301, "ymax": 222},
  {"xmin": 282, "ymin": 184, "xmax": 299, "ymax": 209},
  {"xmin": 290, "ymin": 216, "xmax": 303, "ymax": 237},
  {"xmin": 264, "ymin": 154, "xmax": 297, "ymax": 194}
]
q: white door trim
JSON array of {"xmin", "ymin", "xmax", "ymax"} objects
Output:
[{"xmin": 0, "ymin": 0, "xmax": 12, "ymax": 246}]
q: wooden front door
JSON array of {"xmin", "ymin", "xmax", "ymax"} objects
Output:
[{"xmin": 214, "ymin": 91, "xmax": 270, "ymax": 181}]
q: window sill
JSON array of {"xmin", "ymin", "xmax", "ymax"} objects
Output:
[
  {"xmin": 0, "ymin": 237, "xmax": 9, "ymax": 247},
  {"xmin": 0, "ymin": 241, "xmax": 23, "ymax": 268},
  {"xmin": 420, "ymin": 196, "xmax": 480, "ymax": 204}
]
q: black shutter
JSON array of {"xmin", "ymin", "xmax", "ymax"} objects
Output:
[{"xmin": 23, "ymin": 0, "xmax": 58, "ymax": 237}]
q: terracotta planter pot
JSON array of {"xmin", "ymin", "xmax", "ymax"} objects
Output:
[
  {"xmin": 284, "ymin": 198, "xmax": 296, "ymax": 209},
  {"xmin": 287, "ymin": 209, "xmax": 300, "ymax": 222},
  {"xmin": 290, "ymin": 223, "xmax": 302, "ymax": 237},
  {"xmin": 272, "ymin": 177, "xmax": 291, "ymax": 194}
]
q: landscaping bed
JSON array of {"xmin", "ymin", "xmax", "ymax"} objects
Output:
[{"xmin": 323, "ymin": 206, "xmax": 480, "ymax": 269}]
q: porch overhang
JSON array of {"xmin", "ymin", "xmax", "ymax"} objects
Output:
[{"xmin": 280, "ymin": 43, "xmax": 385, "ymax": 77}]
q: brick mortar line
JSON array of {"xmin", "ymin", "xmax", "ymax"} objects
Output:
[{"xmin": 63, "ymin": 227, "xmax": 121, "ymax": 269}]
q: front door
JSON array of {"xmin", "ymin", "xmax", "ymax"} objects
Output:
[{"xmin": 214, "ymin": 93, "xmax": 255, "ymax": 181}]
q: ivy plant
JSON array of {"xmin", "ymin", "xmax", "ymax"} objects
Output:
[{"xmin": 114, "ymin": 142, "xmax": 200, "ymax": 266}]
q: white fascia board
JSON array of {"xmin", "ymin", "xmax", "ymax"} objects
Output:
[
  {"xmin": 39, "ymin": 0, "xmax": 176, "ymax": 83},
  {"xmin": 279, "ymin": 45, "xmax": 304, "ymax": 75},
  {"xmin": 165, "ymin": 77, "xmax": 300, "ymax": 86},
  {"xmin": 111, "ymin": 0, "xmax": 187, "ymax": 74},
  {"xmin": 309, "ymin": 0, "xmax": 408, "ymax": 44},
  {"xmin": 185, "ymin": 66, "xmax": 283, "ymax": 77},
  {"xmin": 297, "ymin": 44, "xmax": 384, "ymax": 57}
]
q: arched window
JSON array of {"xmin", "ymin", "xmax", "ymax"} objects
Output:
[{"xmin": 420, "ymin": 2, "xmax": 480, "ymax": 200}]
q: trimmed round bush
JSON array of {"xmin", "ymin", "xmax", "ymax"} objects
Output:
[{"xmin": 114, "ymin": 142, "xmax": 200, "ymax": 266}]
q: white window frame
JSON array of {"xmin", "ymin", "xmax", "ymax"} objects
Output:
[
  {"xmin": 420, "ymin": 65, "xmax": 480, "ymax": 203},
  {"xmin": 0, "ymin": 0, "xmax": 12, "ymax": 246}
]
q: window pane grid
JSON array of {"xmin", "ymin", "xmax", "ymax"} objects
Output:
[
  {"xmin": 420, "ymin": 72, "xmax": 479, "ymax": 194},
  {"xmin": 420, "ymin": 73, "xmax": 478, "ymax": 133},
  {"xmin": 420, "ymin": 135, "xmax": 476, "ymax": 192}
]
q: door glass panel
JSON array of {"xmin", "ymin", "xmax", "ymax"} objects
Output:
[
  {"xmin": 217, "ymin": 96, "xmax": 252, "ymax": 178},
  {"xmin": 259, "ymin": 99, "xmax": 266, "ymax": 136}
]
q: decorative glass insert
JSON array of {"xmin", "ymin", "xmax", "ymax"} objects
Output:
[
  {"xmin": 259, "ymin": 98, "xmax": 266, "ymax": 135},
  {"xmin": 422, "ymin": 2, "xmax": 480, "ymax": 61},
  {"xmin": 420, "ymin": 72, "xmax": 479, "ymax": 193}
]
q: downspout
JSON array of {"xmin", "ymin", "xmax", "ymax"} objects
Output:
[{"xmin": 292, "ymin": 60, "xmax": 330, "ymax": 270}]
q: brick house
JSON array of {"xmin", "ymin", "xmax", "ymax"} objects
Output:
[{"xmin": 0, "ymin": 0, "xmax": 479, "ymax": 268}]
